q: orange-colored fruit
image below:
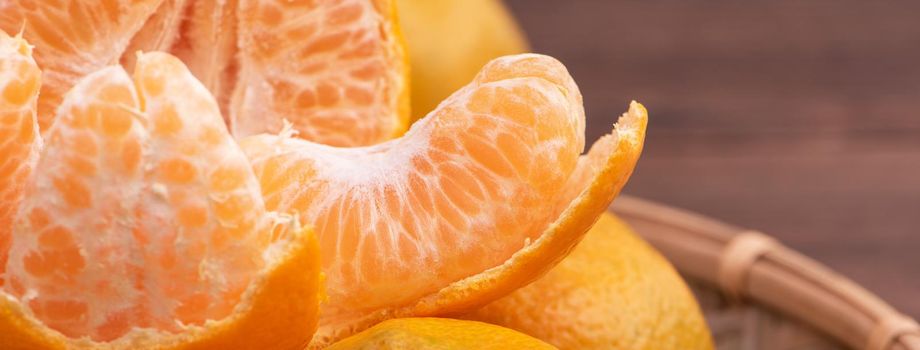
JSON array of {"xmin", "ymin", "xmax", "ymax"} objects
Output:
[
  {"xmin": 0, "ymin": 31, "xmax": 41, "ymax": 287},
  {"xmin": 231, "ymin": 0, "xmax": 410, "ymax": 146},
  {"xmin": 465, "ymin": 213, "xmax": 714, "ymax": 349},
  {"xmin": 241, "ymin": 54, "xmax": 646, "ymax": 346},
  {"xmin": 397, "ymin": 0, "xmax": 529, "ymax": 121},
  {"xmin": 326, "ymin": 318, "xmax": 557, "ymax": 350},
  {"xmin": 0, "ymin": 0, "xmax": 163, "ymax": 131},
  {"xmin": 0, "ymin": 51, "xmax": 322, "ymax": 349}
]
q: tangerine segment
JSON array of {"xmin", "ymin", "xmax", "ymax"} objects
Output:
[
  {"xmin": 232, "ymin": 0, "xmax": 410, "ymax": 146},
  {"xmin": 0, "ymin": 226, "xmax": 322, "ymax": 350},
  {"xmin": 242, "ymin": 53, "xmax": 590, "ymax": 338},
  {"xmin": 401, "ymin": 102, "xmax": 646, "ymax": 315},
  {"xmin": 0, "ymin": 0, "xmax": 163, "ymax": 130},
  {"xmin": 171, "ymin": 0, "xmax": 239, "ymax": 119},
  {"xmin": 309, "ymin": 102, "xmax": 645, "ymax": 348},
  {"xmin": 120, "ymin": 0, "xmax": 189, "ymax": 71},
  {"xmin": 4, "ymin": 52, "xmax": 274, "ymax": 342},
  {"xmin": 0, "ymin": 31, "xmax": 41, "ymax": 286}
]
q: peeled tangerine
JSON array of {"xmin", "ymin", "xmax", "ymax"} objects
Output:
[
  {"xmin": 241, "ymin": 53, "xmax": 647, "ymax": 347},
  {"xmin": 0, "ymin": 37, "xmax": 321, "ymax": 350}
]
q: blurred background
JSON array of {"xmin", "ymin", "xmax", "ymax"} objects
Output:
[{"xmin": 503, "ymin": 0, "xmax": 919, "ymax": 318}]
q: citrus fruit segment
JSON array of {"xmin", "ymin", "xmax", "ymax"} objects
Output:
[
  {"xmin": 0, "ymin": 30, "xmax": 41, "ymax": 287},
  {"xmin": 397, "ymin": 0, "xmax": 529, "ymax": 121},
  {"xmin": 243, "ymin": 52, "xmax": 584, "ymax": 315},
  {"xmin": 241, "ymin": 54, "xmax": 646, "ymax": 346},
  {"xmin": 2, "ymin": 52, "xmax": 286, "ymax": 342},
  {"xmin": 406, "ymin": 101, "xmax": 646, "ymax": 315},
  {"xmin": 120, "ymin": 0, "xmax": 189, "ymax": 71},
  {"xmin": 170, "ymin": 0, "xmax": 239, "ymax": 119},
  {"xmin": 232, "ymin": 0, "xmax": 410, "ymax": 146},
  {"xmin": 465, "ymin": 213, "xmax": 714, "ymax": 350},
  {"xmin": 326, "ymin": 318, "xmax": 557, "ymax": 350},
  {"xmin": 0, "ymin": 225, "xmax": 321, "ymax": 350},
  {"xmin": 0, "ymin": 0, "xmax": 164, "ymax": 131}
]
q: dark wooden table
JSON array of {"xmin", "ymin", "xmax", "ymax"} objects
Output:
[{"xmin": 506, "ymin": 0, "xmax": 920, "ymax": 318}]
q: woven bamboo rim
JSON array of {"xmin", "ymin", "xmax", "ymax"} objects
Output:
[{"xmin": 611, "ymin": 195, "xmax": 920, "ymax": 350}]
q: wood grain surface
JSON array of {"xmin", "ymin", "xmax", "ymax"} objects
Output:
[{"xmin": 504, "ymin": 0, "xmax": 920, "ymax": 318}]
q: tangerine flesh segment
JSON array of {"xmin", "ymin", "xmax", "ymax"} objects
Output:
[
  {"xmin": 6, "ymin": 67, "xmax": 148, "ymax": 341},
  {"xmin": 395, "ymin": 102, "xmax": 646, "ymax": 341},
  {"xmin": 232, "ymin": 0, "xmax": 409, "ymax": 146},
  {"xmin": 0, "ymin": 31, "xmax": 41, "ymax": 287},
  {"xmin": 241, "ymin": 54, "xmax": 585, "ymax": 320},
  {"xmin": 5, "ymin": 52, "xmax": 273, "ymax": 341},
  {"xmin": 171, "ymin": 0, "xmax": 239, "ymax": 120},
  {"xmin": 0, "ymin": 0, "xmax": 163, "ymax": 130},
  {"xmin": 119, "ymin": 0, "xmax": 189, "ymax": 72}
]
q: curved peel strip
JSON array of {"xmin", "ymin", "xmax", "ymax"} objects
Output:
[
  {"xmin": 0, "ymin": 227, "xmax": 322, "ymax": 350},
  {"xmin": 0, "ymin": 0, "xmax": 164, "ymax": 130},
  {"xmin": 0, "ymin": 30, "xmax": 41, "ymax": 286},
  {"xmin": 232, "ymin": 0, "xmax": 410, "ymax": 146}
]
